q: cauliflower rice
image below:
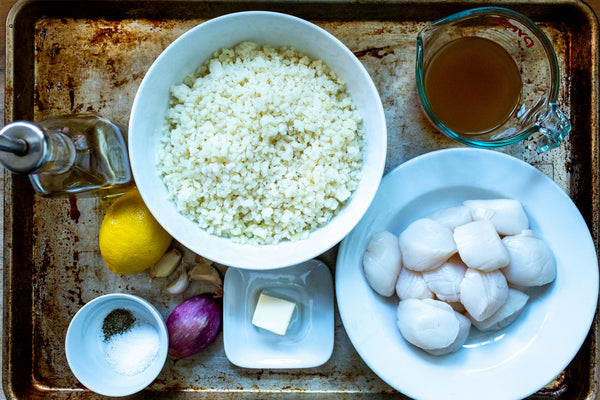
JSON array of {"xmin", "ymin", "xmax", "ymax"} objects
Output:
[{"xmin": 157, "ymin": 41, "xmax": 364, "ymax": 244}]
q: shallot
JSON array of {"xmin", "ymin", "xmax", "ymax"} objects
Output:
[{"xmin": 166, "ymin": 294, "xmax": 222, "ymax": 359}]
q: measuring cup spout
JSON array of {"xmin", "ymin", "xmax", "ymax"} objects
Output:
[
  {"xmin": 534, "ymin": 104, "xmax": 571, "ymax": 152},
  {"xmin": 418, "ymin": 23, "xmax": 436, "ymax": 38}
]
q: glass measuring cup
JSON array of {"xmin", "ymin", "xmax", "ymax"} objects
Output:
[{"xmin": 416, "ymin": 7, "xmax": 571, "ymax": 152}]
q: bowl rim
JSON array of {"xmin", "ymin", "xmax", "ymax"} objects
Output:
[
  {"xmin": 128, "ymin": 10, "xmax": 387, "ymax": 269},
  {"xmin": 65, "ymin": 293, "xmax": 169, "ymax": 397}
]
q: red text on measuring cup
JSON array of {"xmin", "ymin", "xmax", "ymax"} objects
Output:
[{"xmin": 491, "ymin": 18, "xmax": 535, "ymax": 48}]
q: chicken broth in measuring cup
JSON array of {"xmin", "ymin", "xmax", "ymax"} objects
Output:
[
  {"xmin": 415, "ymin": 7, "xmax": 571, "ymax": 151},
  {"xmin": 423, "ymin": 37, "xmax": 522, "ymax": 134}
]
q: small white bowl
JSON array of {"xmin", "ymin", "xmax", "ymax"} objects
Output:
[
  {"xmin": 65, "ymin": 293, "xmax": 169, "ymax": 397},
  {"xmin": 223, "ymin": 259, "xmax": 334, "ymax": 368},
  {"xmin": 129, "ymin": 11, "xmax": 386, "ymax": 269}
]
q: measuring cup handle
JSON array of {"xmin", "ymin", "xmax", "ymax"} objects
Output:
[{"xmin": 535, "ymin": 104, "xmax": 571, "ymax": 152}]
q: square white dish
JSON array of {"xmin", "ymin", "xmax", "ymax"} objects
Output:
[{"xmin": 223, "ymin": 259, "xmax": 334, "ymax": 368}]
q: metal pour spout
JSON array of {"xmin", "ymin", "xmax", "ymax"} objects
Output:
[
  {"xmin": 0, "ymin": 135, "xmax": 28, "ymax": 155},
  {"xmin": 0, "ymin": 121, "xmax": 51, "ymax": 174}
]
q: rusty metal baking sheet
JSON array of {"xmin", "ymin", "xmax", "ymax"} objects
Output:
[{"xmin": 3, "ymin": 0, "xmax": 599, "ymax": 398}]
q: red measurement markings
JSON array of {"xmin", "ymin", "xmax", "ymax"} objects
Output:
[{"xmin": 491, "ymin": 18, "xmax": 535, "ymax": 48}]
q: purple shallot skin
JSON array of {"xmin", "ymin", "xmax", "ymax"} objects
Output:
[{"xmin": 166, "ymin": 294, "xmax": 222, "ymax": 359}]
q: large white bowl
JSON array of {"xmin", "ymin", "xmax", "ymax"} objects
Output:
[
  {"xmin": 337, "ymin": 148, "xmax": 599, "ymax": 400},
  {"xmin": 129, "ymin": 11, "xmax": 386, "ymax": 269}
]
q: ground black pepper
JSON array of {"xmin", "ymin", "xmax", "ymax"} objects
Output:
[{"xmin": 102, "ymin": 308, "xmax": 136, "ymax": 341}]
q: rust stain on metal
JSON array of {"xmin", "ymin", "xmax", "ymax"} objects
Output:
[
  {"xmin": 32, "ymin": 17, "xmax": 192, "ymax": 123},
  {"xmin": 38, "ymin": 236, "xmax": 54, "ymax": 281},
  {"xmin": 354, "ymin": 45, "xmax": 396, "ymax": 59},
  {"xmin": 68, "ymin": 196, "xmax": 80, "ymax": 223},
  {"xmin": 537, "ymin": 370, "xmax": 569, "ymax": 397}
]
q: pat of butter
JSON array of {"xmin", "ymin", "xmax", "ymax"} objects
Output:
[{"xmin": 252, "ymin": 292, "xmax": 296, "ymax": 335}]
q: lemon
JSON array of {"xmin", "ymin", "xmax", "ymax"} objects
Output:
[{"xmin": 99, "ymin": 189, "xmax": 172, "ymax": 275}]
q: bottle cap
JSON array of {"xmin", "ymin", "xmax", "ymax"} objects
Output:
[{"xmin": 0, "ymin": 121, "xmax": 50, "ymax": 174}]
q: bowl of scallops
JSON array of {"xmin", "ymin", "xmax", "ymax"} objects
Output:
[{"xmin": 336, "ymin": 148, "xmax": 598, "ymax": 400}]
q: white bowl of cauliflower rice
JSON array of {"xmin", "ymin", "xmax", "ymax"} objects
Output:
[{"xmin": 129, "ymin": 11, "xmax": 386, "ymax": 269}]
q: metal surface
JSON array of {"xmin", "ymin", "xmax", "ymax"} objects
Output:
[{"xmin": 3, "ymin": 0, "xmax": 599, "ymax": 398}]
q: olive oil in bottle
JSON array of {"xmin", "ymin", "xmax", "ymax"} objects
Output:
[{"xmin": 0, "ymin": 114, "xmax": 133, "ymax": 197}]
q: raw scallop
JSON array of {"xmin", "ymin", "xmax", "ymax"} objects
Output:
[
  {"xmin": 426, "ymin": 312, "xmax": 471, "ymax": 356},
  {"xmin": 422, "ymin": 255, "xmax": 467, "ymax": 302},
  {"xmin": 396, "ymin": 268, "xmax": 434, "ymax": 300},
  {"xmin": 396, "ymin": 298, "xmax": 460, "ymax": 351},
  {"xmin": 398, "ymin": 218, "xmax": 457, "ymax": 272},
  {"xmin": 453, "ymin": 220, "xmax": 510, "ymax": 271},
  {"xmin": 460, "ymin": 268, "xmax": 508, "ymax": 321},
  {"xmin": 463, "ymin": 199, "xmax": 529, "ymax": 236},
  {"xmin": 427, "ymin": 205, "xmax": 473, "ymax": 231},
  {"xmin": 363, "ymin": 231, "xmax": 402, "ymax": 296},
  {"xmin": 502, "ymin": 230, "xmax": 556, "ymax": 287},
  {"xmin": 471, "ymin": 288, "xmax": 529, "ymax": 332}
]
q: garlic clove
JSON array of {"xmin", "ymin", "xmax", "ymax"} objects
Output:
[
  {"xmin": 188, "ymin": 261, "xmax": 222, "ymax": 288},
  {"xmin": 151, "ymin": 249, "xmax": 182, "ymax": 278},
  {"xmin": 165, "ymin": 267, "xmax": 190, "ymax": 295}
]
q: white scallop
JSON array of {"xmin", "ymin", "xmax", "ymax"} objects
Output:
[
  {"xmin": 363, "ymin": 231, "xmax": 402, "ymax": 297},
  {"xmin": 422, "ymin": 254, "xmax": 467, "ymax": 302},
  {"xmin": 396, "ymin": 298, "xmax": 460, "ymax": 351},
  {"xmin": 396, "ymin": 268, "xmax": 434, "ymax": 300},
  {"xmin": 460, "ymin": 268, "xmax": 509, "ymax": 321},
  {"xmin": 463, "ymin": 199, "xmax": 529, "ymax": 236},
  {"xmin": 471, "ymin": 288, "xmax": 529, "ymax": 332},
  {"xmin": 427, "ymin": 205, "xmax": 473, "ymax": 231},
  {"xmin": 453, "ymin": 220, "xmax": 509, "ymax": 271},
  {"xmin": 398, "ymin": 218, "xmax": 457, "ymax": 272},
  {"xmin": 502, "ymin": 230, "xmax": 556, "ymax": 287},
  {"xmin": 426, "ymin": 312, "xmax": 471, "ymax": 356}
]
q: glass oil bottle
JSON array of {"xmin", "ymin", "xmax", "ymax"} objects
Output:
[{"xmin": 0, "ymin": 114, "xmax": 133, "ymax": 197}]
